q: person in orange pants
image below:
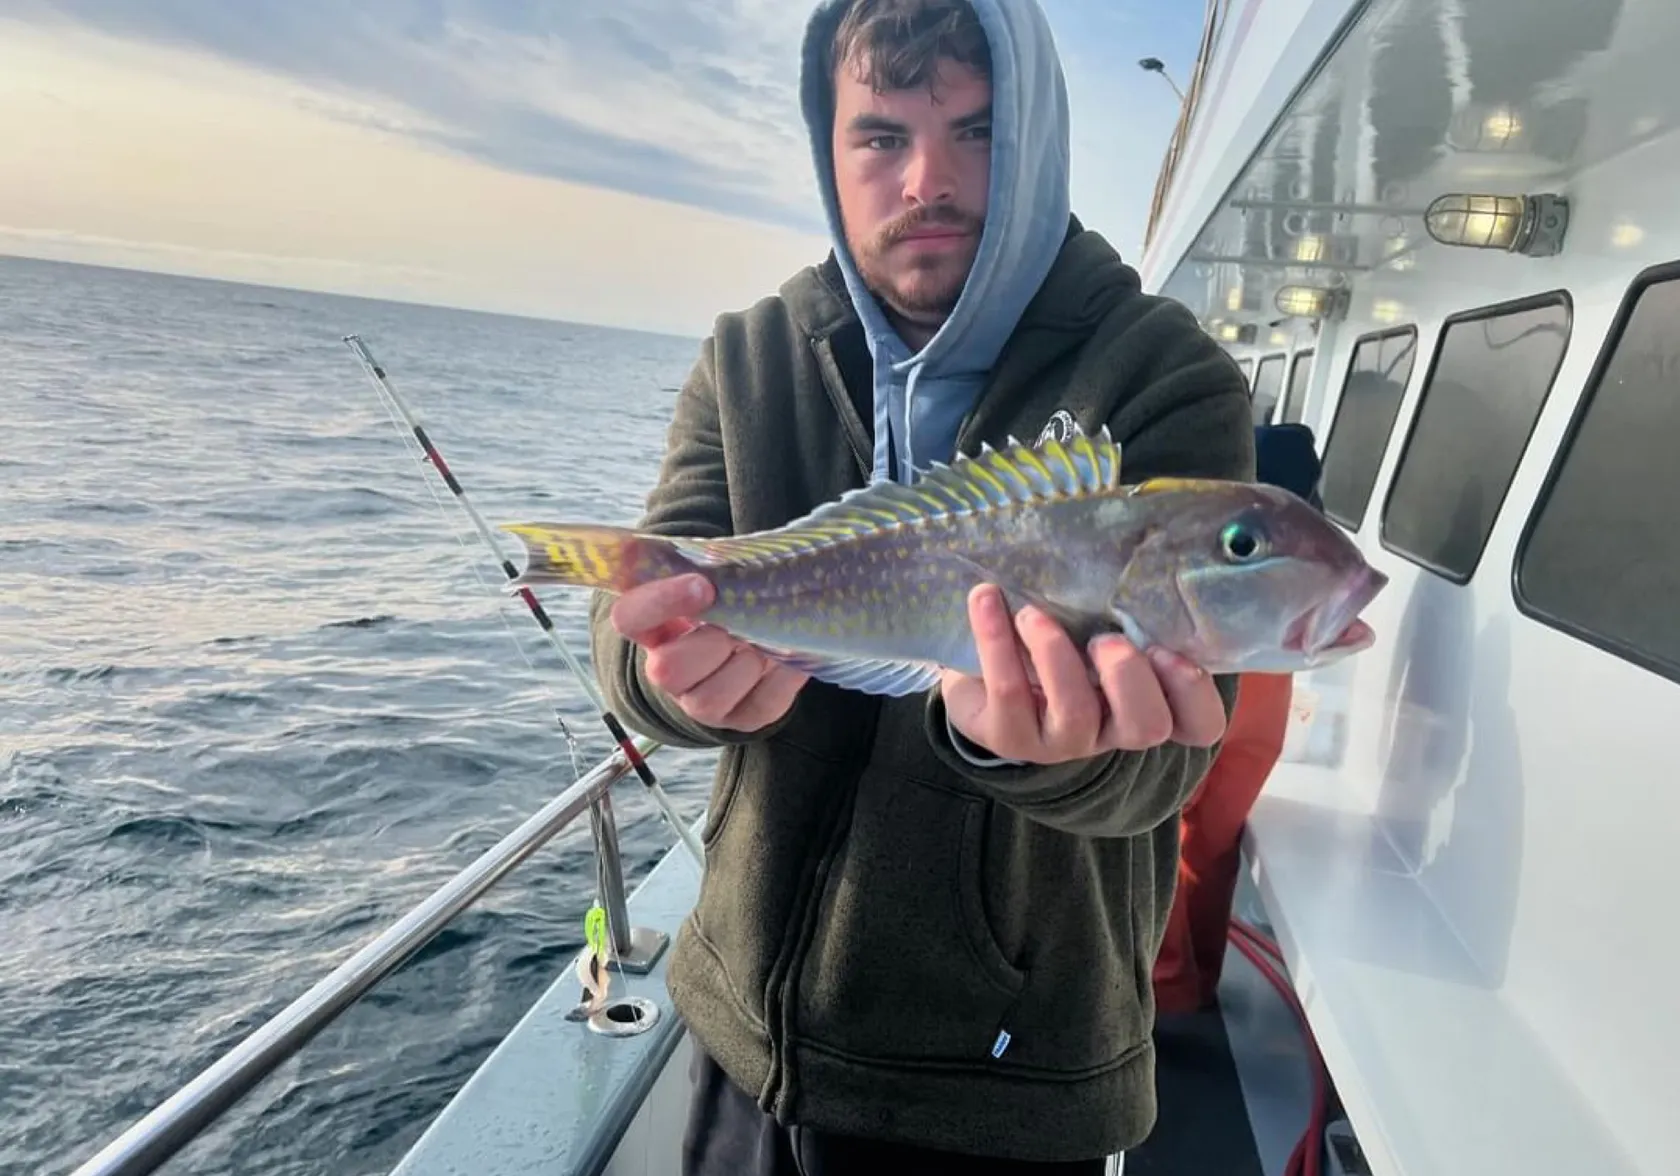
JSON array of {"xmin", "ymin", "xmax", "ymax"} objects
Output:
[
  {"xmin": 1151, "ymin": 421, "xmax": 1322, "ymax": 1015},
  {"xmin": 1151, "ymin": 670, "xmax": 1294, "ymax": 1014}
]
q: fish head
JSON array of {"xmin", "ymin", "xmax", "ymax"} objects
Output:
[{"xmin": 1104, "ymin": 479, "xmax": 1388, "ymax": 674}]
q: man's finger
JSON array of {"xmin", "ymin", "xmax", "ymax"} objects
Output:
[
  {"xmin": 968, "ymin": 585, "xmax": 1040, "ymax": 752},
  {"xmin": 610, "ymin": 574, "xmax": 713, "ymax": 641},
  {"xmin": 1090, "ymin": 635, "xmax": 1174, "ymax": 749},
  {"xmin": 645, "ymin": 624, "xmax": 737, "ymax": 697},
  {"xmin": 1015, "ymin": 605, "xmax": 1100, "ymax": 753},
  {"xmin": 723, "ymin": 663, "xmax": 809, "ymax": 731},
  {"xmin": 1147, "ymin": 647, "xmax": 1228, "ymax": 747},
  {"xmin": 675, "ymin": 643, "xmax": 770, "ymax": 727}
]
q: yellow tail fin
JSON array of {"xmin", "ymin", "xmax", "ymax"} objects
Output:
[{"xmin": 501, "ymin": 522, "xmax": 693, "ymax": 593}]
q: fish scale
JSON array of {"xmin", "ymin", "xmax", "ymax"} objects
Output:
[{"xmin": 501, "ymin": 429, "xmax": 1390, "ymax": 695}]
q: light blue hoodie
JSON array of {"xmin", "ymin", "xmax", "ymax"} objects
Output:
[{"xmin": 798, "ymin": 0, "xmax": 1074, "ymax": 485}]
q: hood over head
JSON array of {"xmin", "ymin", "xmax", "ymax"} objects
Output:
[{"xmin": 799, "ymin": 0, "xmax": 1073, "ymax": 484}]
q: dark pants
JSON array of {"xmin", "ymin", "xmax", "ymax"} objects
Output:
[{"xmin": 681, "ymin": 1045, "xmax": 1111, "ymax": 1176}]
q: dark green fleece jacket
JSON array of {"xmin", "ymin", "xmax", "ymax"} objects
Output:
[{"xmin": 588, "ymin": 224, "xmax": 1255, "ymax": 1161}]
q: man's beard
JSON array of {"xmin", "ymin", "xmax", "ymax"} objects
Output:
[{"xmin": 852, "ymin": 204, "xmax": 983, "ymax": 320}]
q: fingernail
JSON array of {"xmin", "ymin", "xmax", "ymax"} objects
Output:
[
  {"xmin": 684, "ymin": 575, "xmax": 710, "ymax": 603},
  {"xmin": 1149, "ymin": 646, "xmax": 1203, "ymax": 678}
]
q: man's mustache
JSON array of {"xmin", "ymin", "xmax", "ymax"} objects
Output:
[{"xmin": 876, "ymin": 205, "xmax": 983, "ymax": 246}]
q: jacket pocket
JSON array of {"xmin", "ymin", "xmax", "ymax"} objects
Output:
[
  {"xmin": 793, "ymin": 772, "xmax": 1028, "ymax": 1065},
  {"xmin": 959, "ymin": 810, "xmax": 1157, "ymax": 1076},
  {"xmin": 685, "ymin": 734, "xmax": 865, "ymax": 1028},
  {"xmin": 699, "ymin": 745, "xmax": 746, "ymax": 850},
  {"xmin": 954, "ymin": 795, "xmax": 1032, "ymax": 997}
]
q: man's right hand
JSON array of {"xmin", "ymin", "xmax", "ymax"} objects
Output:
[{"xmin": 608, "ymin": 573, "xmax": 808, "ymax": 733}]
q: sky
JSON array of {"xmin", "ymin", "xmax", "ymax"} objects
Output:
[{"xmin": 0, "ymin": 0, "xmax": 1204, "ymax": 337}]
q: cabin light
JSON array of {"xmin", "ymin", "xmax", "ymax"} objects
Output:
[
  {"xmin": 1269, "ymin": 330, "xmax": 1290, "ymax": 347},
  {"xmin": 1274, "ymin": 285, "xmax": 1328, "ymax": 317},
  {"xmin": 1273, "ymin": 284, "xmax": 1347, "ymax": 320},
  {"xmin": 1423, "ymin": 192, "xmax": 1569, "ymax": 256},
  {"xmin": 1372, "ymin": 299, "xmax": 1405, "ymax": 323},
  {"xmin": 1481, "ymin": 109, "xmax": 1521, "ymax": 146},
  {"xmin": 1215, "ymin": 322, "xmax": 1241, "ymax": 341},
  {"xmin": 1611, "ymin": 222, "xmax": 1644, "ymax": 248},
  {"xmin": 1446, "ymin": 104, "xmax": 1526, "ymax": 153},
  {"xmin": 1294, "ymin": 235, "xmax": 1325, "ymax": 263},
  {"xmin": 1226, "ymin": 286, "xmax": 1244, "ymax": 311}
]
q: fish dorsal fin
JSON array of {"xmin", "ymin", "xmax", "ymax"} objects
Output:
[{"xmin": 675, "ymin": 428, "xmax": 1122, "ymax": 567}]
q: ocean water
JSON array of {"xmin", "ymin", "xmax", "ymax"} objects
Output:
[{"xmin": 0, "ymin": 255, "xmax": 723, "ymax": 1175}]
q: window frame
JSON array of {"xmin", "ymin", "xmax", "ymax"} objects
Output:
[
  {"xmin": 1281, "ymin": 348, "xmax": 1316, "ymax": 424},
  {"xmin": 1318, "ymin": 324, "xmax": 1420, "ymax": 533},
  {"xmin": 1513, "ymin": 261, "xmax": 1680, "ymax": 684},
  {"xmin": 1251, "ymin": 351, "xmax": 1288, "ymax": 422},
  {"xmin": 1377, "ymin": 289, "xmax": 1573, "ymax": 585}
]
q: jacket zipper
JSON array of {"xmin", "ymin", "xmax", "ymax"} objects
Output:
[{"xmin": 810, "ymin": 334, "xmax": 874, "ymax": 480}]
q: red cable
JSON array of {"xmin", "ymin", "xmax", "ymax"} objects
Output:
[{"xmin": 1226, "ymin": 918, "xmax": 1328, "ymax": 1176}]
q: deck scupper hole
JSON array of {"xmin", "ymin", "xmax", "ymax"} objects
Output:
[{"xmin": 586, "ymin": 994, "xmax": 661, "ymax": 1038}]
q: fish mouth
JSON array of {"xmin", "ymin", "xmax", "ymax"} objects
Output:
[{"xmin": 1285, "ymin": 565, "xmax": 1389, "ymax": 660}]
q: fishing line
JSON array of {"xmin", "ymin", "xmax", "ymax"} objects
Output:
[
  {"xmin": 359, "ymin": 376, "xmax": 587, "ymax": 774},
  {"xmin": 342, "ymin": 334, "xmax": 704, "ymax": 874},
  {"xmin": 352, "ymin": 349, "xmax": 641, "ymax": 1000}
]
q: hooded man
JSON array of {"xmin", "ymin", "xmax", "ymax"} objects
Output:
[{"xmin": 587, "ymin": 1, "xmax": 1255, "ymax": 1171}]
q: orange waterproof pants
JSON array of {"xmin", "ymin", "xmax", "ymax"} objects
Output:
[{"xmin": 1151, "ymin": 671, "xmax": 1294, "ymax": 1015}]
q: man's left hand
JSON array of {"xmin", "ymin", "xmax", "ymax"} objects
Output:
[{"xmin": 941, "ymin": 584, "xmax": 1227, "ymax": 764}]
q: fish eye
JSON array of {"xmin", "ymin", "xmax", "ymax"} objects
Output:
[{"xmin": 1220, "ymin": 520, "xmax": 1265, "ymax": 562}]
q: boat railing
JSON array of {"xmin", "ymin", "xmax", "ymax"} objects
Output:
[{"xmin": 62, "ymin": 733, "xmax": 670, "ymax": 1176}]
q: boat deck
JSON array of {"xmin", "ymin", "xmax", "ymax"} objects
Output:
[
  {"xmin": 1127, "ymin": 873, "xmax": 1321, "ymax": 1176},
  {"xmin": 389, "ymin": 834, "xmax": 1322, "ymax": 1176}
]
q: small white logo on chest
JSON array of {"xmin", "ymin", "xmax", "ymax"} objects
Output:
[{"xmin": 1037, "ymin": 410, "xmax": 1080, "ymax": 445}]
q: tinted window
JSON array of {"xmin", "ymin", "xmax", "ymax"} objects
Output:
[
  {"xmin": 1382, "ymin": 296, "xmax": 1570, "ymax": 581},
  {"xmin": 1518, "ymin": 270, "xmax": 1680, "ymax": 678},
  {"xmin": 1252, "ymin": 354, "xmax": 1286, "ymax": 423},
  {"xmin": 1281, "ymin": 350, "xmax": 1314, "ymax": 423},
  {"xmin": 1319, "ymin": 328, "xmax": 1418, "ymax": 529}
]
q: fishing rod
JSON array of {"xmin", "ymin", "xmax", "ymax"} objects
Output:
[{"xmin": 341, "ymin": 333, "xmax": 704, "ymax": 868}]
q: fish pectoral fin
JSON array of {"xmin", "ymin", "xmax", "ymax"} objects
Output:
[
  {"xmin": 753, "ymin": 645, "xmax": 943, "ymax": 698},
  {"xmin": 938, "ymin": 550, "xmax": 1098, "ymax": 642}
]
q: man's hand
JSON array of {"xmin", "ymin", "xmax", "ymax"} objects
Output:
[
  {"xmin": 941, "ymin": 584, "xmax": 1227, "ymax": 764},
  {"xmin": 609, "ymin": 573, "xmax": 808, "ymax": 733}
]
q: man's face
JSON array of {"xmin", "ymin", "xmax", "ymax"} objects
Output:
[{"xmin": 830, "ymin": 53, "xmax": 992, "ymax": 339}]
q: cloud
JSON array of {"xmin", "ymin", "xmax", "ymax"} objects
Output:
[
  {"xmin": 0, "ymin": 1, "xmax": 1203, "ymax": 331},
  {"xmin": 4, "ymin": 0, "xmax": 825, "ymax": 233},
  {"xmin": 1, "ymin": 0, "xmax": 1200, "ymax": 254},
  {"xmin": 0, "ymin": 17, "xmax": 830, "ymax": 336}
]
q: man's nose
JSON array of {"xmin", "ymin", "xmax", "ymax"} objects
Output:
[{"xmin": 902, "ymin": 140, "xmax": 958, "ymax": 205}]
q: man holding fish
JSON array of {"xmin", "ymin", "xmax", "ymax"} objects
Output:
[{"xmin": 506, "ymin": 0, "xmax": 1385, "ymax": 1171}]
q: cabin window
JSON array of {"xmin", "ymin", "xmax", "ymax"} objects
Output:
[
  {"xmin": 1236, "ymin": 357, "xmax": 1254, "ymax": 387},
  {"xmin": 1319, "ymin": 327, "xmax": 1419, "ymax": 530},
  {"xmin": 1251, "ymin": 353, "xmax": 1286, "ymax": 424},
  {"xmin": 1281, "ymin": 349, "xmax": 1315, "ymax": 424},
  {"xmin": 1517, "ymin": 268, "xmax": 1680, "ymax": 679},
  {"xmin": 1381, "ymin": 294, "xmax": 1571, "ymax": 581}
]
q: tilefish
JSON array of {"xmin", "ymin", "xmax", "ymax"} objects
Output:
[{"xmin": 502, "ymin": 429, "xmax": 1388, "ymax": 697}]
